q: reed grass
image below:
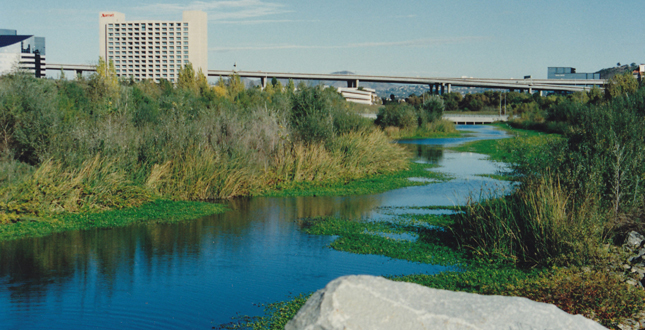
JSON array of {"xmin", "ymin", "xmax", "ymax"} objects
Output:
[
  {"xmin": 452, "ymin": 175, "xmax": 605, "ymax": 265},
  {"xmin": 0, "ymin": 73, "xmax": 415, "ymax": 230}
]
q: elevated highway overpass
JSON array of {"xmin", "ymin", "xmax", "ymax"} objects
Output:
[{"xmin": 46, "ymin": 64, "xmax": 605, "ymax": 93}]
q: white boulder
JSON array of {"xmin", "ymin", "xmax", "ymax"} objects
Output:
[{"xmin": 285, "ymin": 275, "xmax": 607, "ymax": 330}]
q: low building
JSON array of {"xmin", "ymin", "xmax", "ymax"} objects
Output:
[
  {"xmin": 99, "ymin": 10, "xmax": 207, "ymax": 82},
  {"xmin": 337, "ymin": 87, "xmax": 379, "ymax": 105},
  {"xmin": 548, "ymin": 67, "xmax": 600, "ymax": 80},
  {"xmin": 634, "ymin": 64, "xmax": 645, "ymax": 82},
  {"xmin": 0, "ymin": 29, "xmax": 46, "ymax": 78}
]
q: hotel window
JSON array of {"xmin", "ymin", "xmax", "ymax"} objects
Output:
[
  {"xmin": 108, "ymin": 37, "xmax": 113, "ymax": 41},
  {"xmin": 184, "ymin": 32, "xmax": 188, "ymax": 36}
]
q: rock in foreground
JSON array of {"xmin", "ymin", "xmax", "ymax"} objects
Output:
[{"xmin": 285, "ymin": 275, "xmax": 607, "ymax": 330}]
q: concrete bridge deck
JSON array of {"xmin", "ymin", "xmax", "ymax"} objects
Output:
[
  {"xmin": 360, "ymin": 113, "xmax": 508, "ymax": 125},
  {"xmin": 46, "ymin": 64, "xmax": 605, "ymax": 93},
  {"xmin": 442, "ymin": 114, "xmax": 508, "ymax": 124}
]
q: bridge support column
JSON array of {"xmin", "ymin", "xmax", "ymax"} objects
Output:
[
  {"xmin": 260, "ymin": 77, "xmax": 267, "ymax": 90},
  {"xmin": 539, "ymin": 90, "xmax": 544, "ymax": 97},
  {"xmin": 429, "ymin": 84, "xmax": 434, "ymax": 95},
  {"xmin": 447, "ymin": 83, "xmax": 451, "ymax": 94},
  {"xmin": 440, "ymin": 83, "xmax": 445, "ymax": 95},
  {"xmin": 347, "ymin": 79, "xmax": 359, "ymax": 88},
  {"xmin": 76, "ymin": 70, "xmax": 83, "ymax": 77},
  {"xmin": 528, "ymin": 87, "xmax": 533, "ymax": 94}
]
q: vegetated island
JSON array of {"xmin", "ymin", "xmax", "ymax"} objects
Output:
[{"xmin": 0, "ymin": 59, "xmax": 453, "ymax": 241}]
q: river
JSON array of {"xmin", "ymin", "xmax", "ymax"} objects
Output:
[{"xmin": 0, "ymin": 125, "xmax": 512, "ymax": 329}]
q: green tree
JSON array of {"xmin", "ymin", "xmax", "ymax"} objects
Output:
[
  {"xmin": 286, "ymin": 79, "xmax": 295, "ymax": 94},
  {"xmin": 587, "ymin": 86, "xmax": 604, "ymax": 105},
  {"xmin": 177, "ymin": 62, "xmax": 197, "ymax": 93},
  {"xmin": 441, "ymin": 92, "xmax": 463, "ymax": 111},
  {"xmin": 606, "ymin": 72, "xmax": 639, "ymax": 99},
  {"xmin": 90, "ymin": 56, "xmax": 119, "ymax": 100}
]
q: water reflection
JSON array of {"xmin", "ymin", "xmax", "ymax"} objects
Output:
[{"xmin": 0, "ymin": 124, "xmax": 513, "ymax": 329}]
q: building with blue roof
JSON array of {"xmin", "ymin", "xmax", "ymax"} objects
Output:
[{"xmin": 0, "ymin": 29, "xmax": 46, "ymax": 78}]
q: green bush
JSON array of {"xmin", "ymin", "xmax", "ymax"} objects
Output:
[
  {"xmin": 375, "ymin": 104, "xmax": 417, "ymax": 129},
  {"xmin": 289, "ymin": 86, "xmax": 336, "ymax": 143},
  {"xmin": 417, "ymin": 96, "xmax": 444, "ymax": 126}
]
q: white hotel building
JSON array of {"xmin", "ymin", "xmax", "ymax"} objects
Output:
[{"xmin": 99, "ymin": 11, "xmax": 207, "ymax": 82}]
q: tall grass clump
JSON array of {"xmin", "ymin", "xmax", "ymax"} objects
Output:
[
  {"xmin": 0, "ymin": 66, "xmax": 410, "ymax": 225},
  {"xmin": 454, "ymin": 86, "xmax": 645, "ymax": 266},
  {"xmin": 453, "ymin": 175, "xmax": 604, "ymax": 265}
]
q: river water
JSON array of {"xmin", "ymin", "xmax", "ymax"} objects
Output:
[{"xmin": 0, "ymin": 125, "xmax": 512, "ymax": 330}]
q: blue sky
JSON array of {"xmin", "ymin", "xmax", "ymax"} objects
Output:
[{"xmin": 2, "ymin": 0, "xmax": 643, "ymax": 78}]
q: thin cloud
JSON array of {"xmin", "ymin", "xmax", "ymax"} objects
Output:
[
  {"xmin": 211, "ymin": 36, "xmax": 489, "ymax": 52},
  {"xmin": 133, "ymin": 0, "xmax": 292, "ymax": 21},
  {"xmin": 213, "ymin": 19, "xmax": 319, "ymax": 25}
]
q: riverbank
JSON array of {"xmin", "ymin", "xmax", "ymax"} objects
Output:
[
  {"xmin": 0, "ymin": 200, "xmax": 228, "ymax": 242},
  {"xmin": 0, "ymin": 157, "xmax": 451, "ymax": 242}
]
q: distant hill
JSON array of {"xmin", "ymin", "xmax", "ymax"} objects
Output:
[
  {"xmin": 330, "ymin": 71, "xmax": 355, "ymax": 75},
  {"xmin": 596, "ymin": 63, "xmax": 640, "ymax": 79}
]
